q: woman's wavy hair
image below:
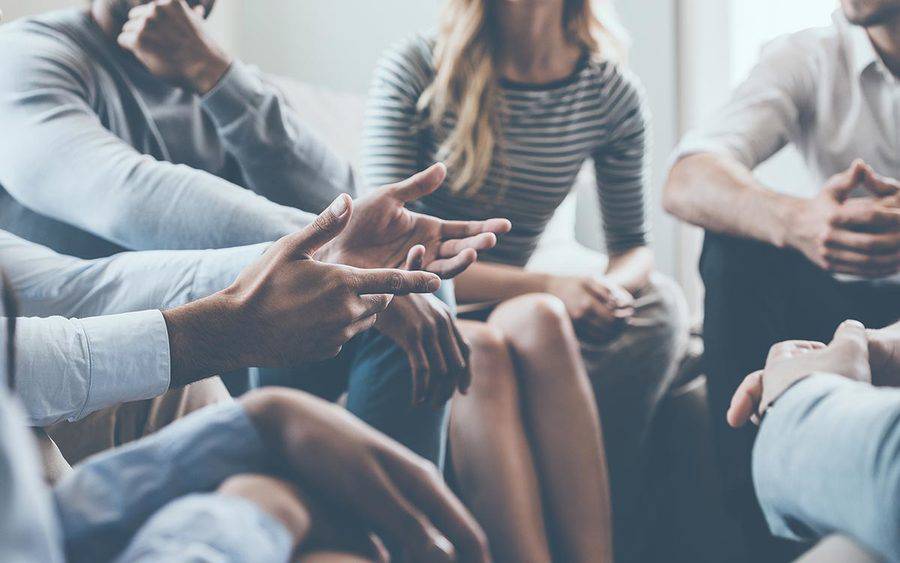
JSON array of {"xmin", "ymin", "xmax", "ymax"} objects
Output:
[{"xmin": 417, "ymin": 0, "xmax": 629, "ymax": 195}]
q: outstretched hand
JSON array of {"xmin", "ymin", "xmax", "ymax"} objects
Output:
[{"xmin": 318, "ymin": 164, "xmax": 512, "ymax": 278}]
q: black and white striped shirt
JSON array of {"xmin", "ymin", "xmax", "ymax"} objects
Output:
[{"xmin": 362, "ymin": 34, "xmax": 650, "ymax": 267}]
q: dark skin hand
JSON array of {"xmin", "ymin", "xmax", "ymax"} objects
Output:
[
  {"xmin": 318, "ymin": 164, "xmax": 511, "ymax": 278},
  {"xmin": 243, "ymin": 387, "xmax": 492, "ymax": 563},
  {"xmin": 375, "ymin": 246, "xmax": 471, "ymax": 407},
  {"xmin": 163, "ymin": 195, "xmax": 443, "ymax": 386}
]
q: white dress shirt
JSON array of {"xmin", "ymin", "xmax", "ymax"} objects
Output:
[
  {"xmin": 674, "ymin": 11, "xmax": 900, "ymax": 282},
  {"xmin": 0, "ymin": 231, "xmax": 267, "ymax": 426}
]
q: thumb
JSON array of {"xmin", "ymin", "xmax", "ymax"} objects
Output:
[
  {"xmin": 824, "ymin": 159, "xmax": 867, "ymax": 201},
  {"xmin": 386, "ymin": 163, "xmax": 447, "ymax": 203},
  {"xmin": 286, "ymin": 194, "xmax": 353, "ymax": 257},
  {"xmin": 830, "ymin": 319, "xmax": 868, "ymax": 354},
  {"xmin": 861, "ymin": 165, "xmax": 900, "ymax": 198},
  {"xmin": 404, "ymin": 245, "xmax": 426, "ymax": 271}
]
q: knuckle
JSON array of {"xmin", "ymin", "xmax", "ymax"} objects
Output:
[{"xmin": 388, "ymin": 271, "xmax": 405, "ymax": 292}]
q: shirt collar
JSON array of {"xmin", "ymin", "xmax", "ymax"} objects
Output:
[{"xmin": 835, "ymin": 10, "xmax": 886, "ymax": 80}]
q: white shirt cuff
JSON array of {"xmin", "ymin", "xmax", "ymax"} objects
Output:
[{"xmin": 76, "ymin": 310, "xmax": 171, "ymax": 420}]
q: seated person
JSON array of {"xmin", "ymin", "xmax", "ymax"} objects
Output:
[
  {"xmin": 3, "ymin": 199, "xmax": 441, "ymax": 470},
  {"xmin": 0, "ymin": 275, "xmax": 489, "ymax": 562},
  {"xmin": 664, "ymin": 0, "xmax": 900, "ymax": 557},
  {"xmin": 0, "ymin": 0, "xmax": 510, "ymax": 467},
  {"xmin": 727, "ymin": 317, "xmax": 900, "ymax": 561},
  {"xmin": 361, "ymin": 0, "xmax": 685, "ymax": 560}
]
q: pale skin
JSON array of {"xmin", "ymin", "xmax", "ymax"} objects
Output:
[
  {"xmin": 727, "ymin": 317, "xmax": 900, "ymax": 429},
  {"xmin": 440, "ymin": 1, "xmax": 655, "ymax": 561},
  {"xmin": 663, "ymin": 4, "xmax": 900, "ymax": 278}
]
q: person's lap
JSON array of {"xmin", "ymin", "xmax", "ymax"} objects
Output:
[
  {"xmin": 42, "ymin": 376, "xmax": 231, "ymax": 481},
  {"xmin": 700, "ymin": 231, "xmax": 900, "ymax": 561},
  {"xmin": 255, "ymin": 284, "xmax": 456, "ymax": 468}
]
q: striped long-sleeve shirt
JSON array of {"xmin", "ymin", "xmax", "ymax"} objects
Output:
[{"xmin": 362, "ymin": 34, "xmax": 651, "ymax": 268}]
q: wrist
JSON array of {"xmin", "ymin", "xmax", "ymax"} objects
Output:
[
  {"xmin": 162, "ymin": 291, "xmax": 245, "ymax": 386},
  {"xmin": 774, "ymin": 196, "xmax": 807, "ymax": 250},
  {"xmin": 186, "ymin": 53, "xmax": 232, "ymax": 95}
]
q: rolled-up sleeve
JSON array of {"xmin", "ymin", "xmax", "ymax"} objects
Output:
[
  {"xmin": 115, "ymin": 494, "xmax": 293, "ymax": 563},
  {"xmin": 16, "ymin": 310, "xmax": 170, "ymax": 426},
  {"xmin": 753, "ymin": 374, "xmax": 900, "ymax": 560},
  {"xmin": 671, "ymin": 34, "xmax": 817, "ymax": 170}
]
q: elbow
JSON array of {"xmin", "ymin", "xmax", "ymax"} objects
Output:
[{"xmin": 662, "ymin": 160, "xmax": 690, "ymax": 219}]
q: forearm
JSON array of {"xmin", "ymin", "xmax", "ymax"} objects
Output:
[
  {"xmin": 0, "ymin": 230, "xmax": 267, "ymax": 318},
  {"xmin": 453, "ymin": 262, "xmax": 553, "ymax": 303},
  {"xmin": 664, "ymin": 153, "xmax": 801, "ymax": 247},
  {"xmin": 753, "ymin": 375, "xmax": 900, "ymax": 559},
  {"xmin": 605, "ymin": 246, "xmax": 654, "ymax": 294},
  {"xmin": 15, "ymin": 312, "xmax": 170, "ymax": 426},
  {"xmin": 203, "ymin": 61, "xmax": 358, "ymax": 210}
]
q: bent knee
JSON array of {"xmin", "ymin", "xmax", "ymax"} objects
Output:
[
  {"xmin": 491, "ymin": 293, "xmax": 571, "ymax": 337},
  {"xmin": 459, "ymin": 322, "xmax": 518, "ymax": 400}
]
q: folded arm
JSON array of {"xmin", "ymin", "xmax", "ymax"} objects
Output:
[
  {"xmin": 753, "ymin": 374, "xmax": 900, "ymax": 560},
  {"xmin": 0, "ymin": 32, "xmax": 314, "ymax": 250}
]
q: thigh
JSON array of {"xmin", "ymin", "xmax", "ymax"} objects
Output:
[
  {"xmin": 343, "ymin": 283, "xmax": 458, "ymax": 468},
  {"xmin": 46, "ymin": 377, "xmax": 230, "ymax": 465}
]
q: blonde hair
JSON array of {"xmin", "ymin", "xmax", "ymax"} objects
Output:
[{"xmin": 418, "ymin": 0, "xmax": 628, "ymax": 194}]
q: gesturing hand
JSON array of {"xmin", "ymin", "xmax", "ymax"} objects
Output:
[
  {"xmin": 163, "ymin": 195, "xmax": 442, "ymax": 383},
  {"xmin": 117, "ymin": 0, "xmax": 232, "ymax": 95},
  {"xmin": 547, "ymin": 275, "xmax": 635, "ymax": 342},
  {"xmin": 727, "ymin": 320, "xmax": 872, "ymax": 428},
  {"xmin": 242, "ymin": 388, "xmax": 491, "ymax": 563},
  {"xmin": 318, "ymin": 164, "xmax": 512, "ymax": 278},
  {"xmin": 789, "ymin": 160, "xmax": 900, "ymax": 278},
  {"xmin": 375, "ymin": 293, "xmax": 471, "ymax": 407}
]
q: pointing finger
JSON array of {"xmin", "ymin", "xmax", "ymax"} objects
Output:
[{"xmin": 352, "ymin": 269, "xmax": 441, "ymax": 295}]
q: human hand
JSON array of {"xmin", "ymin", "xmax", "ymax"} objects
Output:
[
  {"xmin": 374, "ymin": 291, "xmax": 470, "ymax": 407},
  {"xmin": 868, "ymin": 319, "xmax": 900, "ymax": 386},
  {"xmin": 117, "ymin": 0, "xmax": 232, "ymax": 94},
  {"xmin": 787, "ymin": 160, "xmax": 900, "ymax": 278},
  {"xmin": 546, "ymin": 275, "xmax": 634, "ymax": 342},
  {"xmin": 318, "ymin": 163, "xmax": 512, "ymax": 278},
  {"xmin": 163, "ymin": 195, "xmax": 442, "ymax": 382},
  {"xmin": 242, "ymin": 388, "xmax": 491, "ymax": 563},
  {"xmin": 218, "ymin": 474, "xmax": 313, "ymax": 552},
  {"xmin": 727, "ymin": 320, "xmax": 872, "ymax": 428}
]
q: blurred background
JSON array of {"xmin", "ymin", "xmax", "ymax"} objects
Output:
[{"xmin": 2, "ymin": 0, "xmax": 838, "ymax": 314}]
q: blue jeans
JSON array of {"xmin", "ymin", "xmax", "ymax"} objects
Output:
[{"xmin": 255, "ymin": 284, "xmax": 455, "ymax": 468}]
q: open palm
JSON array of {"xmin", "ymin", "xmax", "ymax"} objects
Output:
[{"xmin": 319, "ymin": 164, "xmax": 511, "ymax": 278}]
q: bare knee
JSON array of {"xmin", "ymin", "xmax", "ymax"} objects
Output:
[
  {"xmin": 459, "ymin": 322, "xmax": 518, "ymax": 401},
  {"xmin": 491, "ymin": 293, "xmax": 573, "ymax": 347}
]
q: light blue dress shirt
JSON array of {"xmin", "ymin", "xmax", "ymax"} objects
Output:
[
  {"xmin": 753, "ymin": 374, "xmax": 900, "ymax": 561},
  {"xmin": 0, "ymin": 230, "xmax": 268, "ymax": 426}
]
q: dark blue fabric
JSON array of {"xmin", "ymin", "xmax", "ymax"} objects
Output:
[{"xmin": 255, "ymin": 283, "xmax": 456, "ymax": 468}]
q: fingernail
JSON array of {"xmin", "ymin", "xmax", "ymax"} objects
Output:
[{"xmin": 328, "ymin": 194, "xmax": 349, "ymax": 217}]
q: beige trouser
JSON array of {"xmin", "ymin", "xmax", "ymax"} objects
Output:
[{"xmin": 35, "ymin": 377, "xmax": 231, "ymax": 484}]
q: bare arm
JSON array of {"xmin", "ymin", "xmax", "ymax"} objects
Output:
[{"xmin": 664, "ymin": 152, "xmax": 799, "ymax": 248}]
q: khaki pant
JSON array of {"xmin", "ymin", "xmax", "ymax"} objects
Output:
[{"xmin": 36, "ymin": 377, "xmax": 230, "ymax": 484}]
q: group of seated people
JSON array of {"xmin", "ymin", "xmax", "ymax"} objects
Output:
[{"xmin": 0, "ymin": 0, "xmax": 898, "ymax": 561}]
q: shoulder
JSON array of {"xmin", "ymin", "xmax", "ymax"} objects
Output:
[
  {"xmin": 371, "ymin": 32, "xmax": 437, "ymax": 96},
  {"xmin": 581, "ymin": 59, "xmax": 647, "ymax": 119},
  {"xmin": 0, "ymin": 10, "xmax": 95, "ymax": 89},
  {"xmin": 751, "ymin": 24, "xmax": 840, "ymax": 87}
]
